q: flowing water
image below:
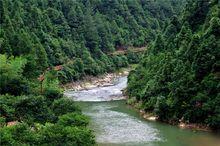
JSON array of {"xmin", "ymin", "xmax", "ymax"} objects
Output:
[{"xmin": 64, "ymin": 76, "xmax": 220, "ymax": 146}]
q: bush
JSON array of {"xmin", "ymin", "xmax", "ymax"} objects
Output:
[
  {"xmin": 0, "ymin": 117, "xmax": 6, "ymax": 127},
  {"xmin": 111, "ymin": 55, "xmax": 129, "ymax": 68},
  {"xmin": 0, "ymin": 96, "xmax": 95, "ymax": 146},
  {"xmin": 0, "ymin": 122, "xmax": 96, "ymax": 146},
  {"xmin": 0, "ymin": 54, "xmax": 28, "ymax": 96},
  {"xmin": 127, "ymin": 50, "xmax": 141, "ymax": 64},
  {"xmin": 44, "ymin": 88, "xmax": 63, "ymax": 102},
  {"xmin": 0, "ymin": 123, "xmax": 37, "ymax": 146},
  {"xmin": 0, "ymin": 95, "xmax": 23, "ymax": 122},
  {"xmin": 15, "ymin": 95, "xmax": 55, "ymax": 124},
  {"xmin": 143, "ymin": 96, "xmax": 157, "ymax": 111},
  {"xmin": 154, "ymin": 96, "xmax": 171, "ymax": 122},
  {"xmin": 58, "ymin": 113, "xmax": 89, "ymax": 127},
  {"xmin": 38, "ymin": 123, "xmax": 95, "ymax": 146},
  {"xmin": 52, "ymin": 98, "xmax": 81, "ymax": 116},
  {"xmin": 42, "ymin": 71, "xmax": 63, "ymax": 100},
  {"xmin": 0, "ymin": 78, "xmax": 30, "ymax": 96}
]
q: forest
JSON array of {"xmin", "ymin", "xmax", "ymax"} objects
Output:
[
  {"xmin": 0, "ymin": 0, "xmax": 183, "ymax": 83},
  {"xmin": 0, "ymin": 0, "xmax": 219, "ymax": 145},
  {"xmin": 0, "ymin": 0, "xmax": 182, "ymax": 145},
  {"xmin": 127, "ymin": 0, "xmax": 220, "ymax": 129}
]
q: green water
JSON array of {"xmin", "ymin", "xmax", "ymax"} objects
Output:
[
  {"xmin": 66, "ymin": 76, "xmax": 220, "ymax": 146},
  {"xmin": 77, "ymin": 100, "xmax": 220, "ymax": 146}
]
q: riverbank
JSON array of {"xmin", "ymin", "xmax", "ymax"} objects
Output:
[
  {"xmin": 125, "ymin": 96, "xmax": 212, "ymax": 132},
  {"xmin": 65, "ymin": 74, "xmax": 220, "ymax": 146},
  {"xmin": 62, "ymin": 67, "xmax": 130, "ymax": 91},
  {"xmin": 63, "ymin": 68, "xmax": 213, "ymax": 132}
]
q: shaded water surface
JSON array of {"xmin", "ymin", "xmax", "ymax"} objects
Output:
[{"xmin": 65, "ymin": 77, "xmax": 220, "ymax": 146}]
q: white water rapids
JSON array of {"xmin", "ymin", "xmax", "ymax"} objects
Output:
[
  {"xmin": 64, "ymin": 76, "xmax": 162, "ymax": 145},
  {"xmin": 64, "ymin": 76, "xmax": 127, "ymax": 102},
  {"xmin": 64, "ymin": 76, "xmax": 220, "ymax": 146}
]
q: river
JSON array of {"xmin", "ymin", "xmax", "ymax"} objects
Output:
[{"xmin": 64, "ymin": 76, "xmax": 220, "ymax": 146}]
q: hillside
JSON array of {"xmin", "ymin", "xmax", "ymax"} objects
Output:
[
  {"xmin": 127, "ymin": 0, "xmax": 220, "ymax": 129},
  {"xmin": 0, "ymin": 0, "xmax": 184, "ymax": 83},
  {"xmin": 1, "ymin": 0, "xmax": 220, "ymax": 145}
]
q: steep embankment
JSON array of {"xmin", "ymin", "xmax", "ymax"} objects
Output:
[{"xmin": 127, "ymin": 0, "xmax": 220, "ymax": 130}]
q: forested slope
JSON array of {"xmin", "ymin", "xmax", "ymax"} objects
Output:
[
  {"xmin": 0, "ymin": 0, "xmax": 183, "ymax": 83},
  {"xmin": 0, "ymin": 0, "xmax": 186, "ymax": 145},
  {"xmin": 0, "ymin": 0, "xmax": 185, "ymax": 146},
  {"xmin": 127, "ymin": 0, "xmax": 220, "ymax": 129}
]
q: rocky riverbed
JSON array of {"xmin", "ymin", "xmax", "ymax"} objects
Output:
[{"xmin": 62, "ymin": 69, "xmax": 129, "ymax": 91}]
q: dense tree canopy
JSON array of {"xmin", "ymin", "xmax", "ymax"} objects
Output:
[
  {"xmin": 0, "ymin": 0, "xmax": 183, "ymax": 83},
  {"xmin": 127, "ymin": 0, "xmax": 220, "ymax": 129},
  {"xmin": 0, "ymin": 54, "xmax": 96, "ymax": 145},
  {"xmin": 3, "ymin": 0, "xmax": 219, "ymax": 143}
]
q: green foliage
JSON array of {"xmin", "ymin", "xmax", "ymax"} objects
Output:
[
  {"xmin": 0, "ymin": 95, "xmax": 95, "ymax": 145},
  {"xmin": 111, "ymin": 55, "xmax": 129, "ymax": 69},
  {"xmin": 0, "ymin": 123, "xmax": 38, "ymax": 146},
  {"xmin": 52, "ymin": 98, "xmax": 80, "ymax": 116},
  {"xmin": 0, "ymin": 95, "xmax": 23, "ymax": 122},
  {"xmin": 42, "ymin": 71, "xmax": 63, "ymax": 103},
  {"xmin": 0, "ymin": 122, "xmax": 96, "ymax": 146},
  {"xmin": 44, "ymin": 89, "xmax": 63, "ymax": 101},
  {"xmin": 0, "ymin": 54, "xmax": 28, "ymax": 95},
  {"xmin": 15, "ymin": 95, "xmax": 55, "ymax": 124},
  {"xmin": 127, "ymin": 49, "xmax": 142, "ymax": 64},
  {"xmin": 0, "ymin": 0, "xmax": 186, "ymax": 144},
  {"xmin": 58, "ymin": 113, "xmax": 89, "ymax": 127},
  {"xmin": 58, "ymin": 59, "xmax": 85, "ymax": 83},
  {"xmin": 0, "ymin": 0, "xmax": 183, "ymax": 82},
  {"xmin": 38, "ymin": 123, "xmax": 95, "ymax": 146},
  {"xmin": 0, "ymin": 42, "xmax": 94, "ymax": 146},
  {"xmin": 0, "ymin": 117, "xmax": 6, "ymax": 127},
  {"xmin": 127, "ymin": 0, "xmax": 220, "ymax": 129}
]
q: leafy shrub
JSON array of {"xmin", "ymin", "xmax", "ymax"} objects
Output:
[
  {"xmin": 0, "ymin": 122, "xmax": 96, "ymax": 146},
  {"xmin": 15, "ymin": 95, "xmax": 55, "ymax": 124},
  {"xmin": 38, "ymin": 123, "xmax": 95, "ymax": 146},
  {"xmin": 42, "ymin": 71, "xmax": 63, "ymax": 98},
  {"xmin": 44, "ymin": 88, "xmax": 63, "ymax": 101},
  {"xmin": 58, "ymin": 113, "xmax": 89, "ymax": 127},
  {"xmin": 52, "ymin": 98, "xmax": 81, "ymax": 116},
  {"xmin": 0, "ymin": 95, "xmax": 23, "ymax": 122},
  {"xmin": 153, "ymin": 96, "xmax": 176, "ymax": 122},
  {"xmin": 0, "ymin": 123, "xmax": 37, "ymax": 146},
  {"xmin": 0, "ymin": 78, "xmax": 30, "ymax": 96},
  {"xmin": 0, "ymin": 55, "xmax": 28, "ymax": 96},
  {"xmin": 111, "ymin": 55, "xmax": 129, "ymax": 68},
  {"xmin": 127, "ymin": 50, "xmax": 141, "ymax": 64},
  {"xmin": 126, "ymin": 97, "xmax": 137, "ymax": 105},
  {"xmin": 0, "ymin": 117, "xmax": 6, "ymax": 127}
]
